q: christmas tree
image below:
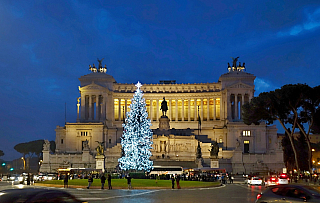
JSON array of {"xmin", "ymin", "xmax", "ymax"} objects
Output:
[{"xmin": 118, "ymin": 81, "xmax": 153, "ymax": 172}]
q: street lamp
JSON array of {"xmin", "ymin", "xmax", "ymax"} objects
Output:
[{"xmin": 21, "ymin": 157, "xmax": 26, "ymax": 170}]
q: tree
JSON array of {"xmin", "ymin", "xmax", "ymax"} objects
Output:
[
  {"xmin": 243, "ymin": 84, "xmax": 320, "ymax": 174},
  {"xmin": 14, "ymin": 140, "xmax": 55, "ymax": 170},
  {"xmin": 296, "ymin": 132, "xmax": 308, "ymax": 171},
  {"xmin": 282, "ymin": 132, "xmax": 295, "ymax": 171},
  {"xmin": 118, "ymin": 82, "xmax": 153, "ymax": 172}
]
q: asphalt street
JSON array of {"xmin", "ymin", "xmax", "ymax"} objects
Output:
[{"xmin": 0, "ymin": 181, "xmax": 265, "ymax": 203}]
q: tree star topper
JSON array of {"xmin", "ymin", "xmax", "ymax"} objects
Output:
[{"xmin": 135, "ymin": 81, "xmax": 142, "ymax": 89}]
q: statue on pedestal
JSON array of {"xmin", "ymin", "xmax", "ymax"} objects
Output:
[
  {"xmin": 160, "ymin": 97, "xmax": 168, "ymax": 117},
  {"xmin": 95, "ymin": 141, "xmax": 105, "ymax": 156},
  {"xmin": 209, "ymin": 142, "xmax": 219, "ymax": 158},
  {"xmin": 83, "ymin": 139, "xmax": 89, "ymax": 151},
  {"xmin": 43, "ymin": 140, "xmax": 50, "ymax": 151}
]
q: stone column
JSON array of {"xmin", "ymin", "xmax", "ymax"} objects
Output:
[
  {"xmin": 188, "ymin": 99, "xmax": 191, "ymax": 121},
  {"xmin": 207, "ymin": 98, "xmax": 210, "ymax": 121},
  {"xmin": 95, "ymin": 95, "xmax": 99, "ymax": 120},
  {"xmin": 169, "ymin": 99, "xmax": 172, "ymax": 120},
  {"xmin": 118, "ymin": 99, "xmax": 121, "ymax": 121},
  {"xmin": 149, "ymin": 99, "xmax": 152, "ymax": 120},
  {"xmin": 80, "ymin": 95, "xmax": 85, "ymax": 120},
  {"xmin": 194, "ymin": 98, "xmax": 197, "ymax": 120},
  {"xmin": 241, "ymin": 95, "xmax": 245, "ymax": 120},
  {"xmin": 213, "ymin": 98, "xmax": 216, "ymax": 120},
  {"xmin": 175, "ymin": 99, "xmax": 178, "ymax": 121},
  {"xmin": 227, "ymin": 93, "xmax": 231, "ymax": 121},
  {"xmin": 182, "ymin": 99, "xmax": 184, "ymax": 121},
  {"xmin": 235, "ymin": 94, "xmax": 238, "ymax": 120},
  {"xmin": 89, "ymin": 95, "xmax": 92, "ymax": 120},
  {"xmin": 156, "ymin": 99, "xmax": 159, "ymax": 121},
  {"xmin": 200, "ymin": 98, "xmax": 203, "ymax": 121},
  {"xmin": 124, "ymin": 99, "xmax": 127, "ymax": 120}
]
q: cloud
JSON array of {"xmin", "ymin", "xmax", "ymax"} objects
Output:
[
  {"xmin": 254, "ymin": 77, "xmax": 278, "ymax": 96},
  {"xmin": 277, "ymin": 7, "xmax": 320, "ymax": 37}
]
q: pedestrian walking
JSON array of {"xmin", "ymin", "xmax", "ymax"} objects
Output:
[
  {"xmin": 108, "ymin": 174, "xmax": 112, "ymax": 190},
  {"xmin": 100, "ymin": 174, "xmax": 106, "ymax": 189},
  {"xmin": 125, "ymin": 174, "xmax": 132, "ymax": 189},
  {"xmin": 171, "ymin": 175, "xmax": 175, "ymax": 189},
  {"xmin": 27, "ymin": 173, "xmax": 31, "ymax": 186},
  {"xmin": 176, "ymin": 175, "xmax": 181, "ymax": 189},
  {"xmin": 64, "ymin": 174, "xmax": 69, "ymax": 188},
  {"xmin": 87, "ymin": 175, "xmax": 93, "ymax": 189}
]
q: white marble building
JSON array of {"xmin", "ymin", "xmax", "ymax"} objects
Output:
[{"xmin": 40, "ymin": 60, "xmax": 285, "ymax": 174}]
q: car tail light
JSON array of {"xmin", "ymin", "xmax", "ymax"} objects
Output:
[{"xmin": 257, "ymin": 193, "xmax": 262, "ymax": 200}]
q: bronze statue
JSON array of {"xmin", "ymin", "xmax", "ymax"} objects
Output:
[
  {"xmin": 97, "ymin": 58, "xmax": 104, "ymax": 68},
  {"xmin": 95, "ymin": 141, "xmax": 105, "ymax": 155},
  {"xmin": 160, "ymin": 97, "xmax": 168, "ymax": 116},
  {"xmin": 231, "ymin": 57, "xmax": 239, "ymax": 68},
  {"xmin": 209, "ymin": 142, "xmax": 219, "ymax": 158}
]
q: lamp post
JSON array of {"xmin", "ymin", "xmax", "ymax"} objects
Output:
[{"xmin": 21, "ymin": 157, "xmax": 26, "ymax": 170}]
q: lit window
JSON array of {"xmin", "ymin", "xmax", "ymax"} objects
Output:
[
  {"xmin": 244, "ymin": 140, "xmax": 250, "ymax": 144},
  {"xmin": 219, "ymin": 138, "xmax": 223, "ymax": 143},
  {"xmin": 243, "ymin": 131, "xmax": 251, "ymax": 136}
]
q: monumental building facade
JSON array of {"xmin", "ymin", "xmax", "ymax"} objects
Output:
[{"xmin": 40, "ymin": 60, "xmax": 285, "ymax": 174}]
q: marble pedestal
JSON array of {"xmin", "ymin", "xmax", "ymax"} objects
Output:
[{"xmin": 95, "ymin": 155, "xmax": 105, "ymax": 172}]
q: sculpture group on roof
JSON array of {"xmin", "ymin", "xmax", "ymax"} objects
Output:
[
  {"xmin": 89, "ymin": 58, "xmax": 107, "ymax": 73},
  {"xmin": 228, "ymin": 57, "xmax": 245, "ymax": 72}
]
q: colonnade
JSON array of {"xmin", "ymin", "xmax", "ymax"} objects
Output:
[
  {"xmin": 80, "ymin": 94, "xmax": 105, "ymax": 121},
  {"xmin": 229, "ymin": 93, "xmax": 250, "ymax": 121},
  {"xmin": 114, "ymin": 97, "xmax": 222, "ymax": 122}
]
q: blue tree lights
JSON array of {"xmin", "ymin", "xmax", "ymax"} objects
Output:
[{"xmin": 118, "ymin": 82, "xmax": 153, "ymax": 172}]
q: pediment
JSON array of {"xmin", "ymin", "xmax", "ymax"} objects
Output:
[
  {"xmin": 81, "ymin": 82, "xmax": 105, "ymax": 90},
  {"xmin": 226, "ymin": 82, "xmax": 253, "ymax": 89}
]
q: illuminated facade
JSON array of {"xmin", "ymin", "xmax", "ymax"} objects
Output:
[{"xmin": 40, "ymin": 60, "xmax": 285, "ymax": 174}]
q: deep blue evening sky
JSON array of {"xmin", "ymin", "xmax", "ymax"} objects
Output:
[{"xmin": 1, "ymin": 0, "xmax": 320, "ymax": 161}]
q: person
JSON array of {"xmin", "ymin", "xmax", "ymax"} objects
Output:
[
  {"xmin": 229, "ymin": 175, "xmax": 234, "ymax": 184},
  {"xmin": 171, "ymin": 175, "xmax": 175, "ymax": 189},
  {"xmin": 126, "ymin": 174, "xmax": 132, "ymax": 189},
  {"xmin": 108, "ymin": 174, "xmax": 112, "ymax": 190},
  {"xmin": 87, "ymin": 175, "xmax": 93, "ymax": 189},
  {"xmin": 176, "ymin": 175, "xmax": 181, "ymax": 189},
  {"xmin": 27, "ymin": 173, "xmax": 31, "ymax": 186},
  {"xmin": 64, "ymin": 174, "xmax": 68, "ymax": 188},
  {"xmin": 100, "ymin": 174, "xmax": 106, "ymax": 189}
]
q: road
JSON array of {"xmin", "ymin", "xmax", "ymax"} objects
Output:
[{"xmin": 0, "ymin": 181, "xmax": 265, "ymax": 203}]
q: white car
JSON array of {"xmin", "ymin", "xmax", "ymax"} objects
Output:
[
  {"xmin": 248, "ymin": 177, "xmax": 263, "ymax": 185},
  {"xmin": 278, "ymin": 174, "xmax": 289, "ymax": 185}
]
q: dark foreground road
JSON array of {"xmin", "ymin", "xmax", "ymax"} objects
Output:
[{"xmin": 0, "ymin": 181, "xmax": 265, "ymax": 203}]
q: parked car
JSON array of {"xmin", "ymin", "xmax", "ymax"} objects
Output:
[
  {"xmin": 248, "ymin": 177, "xmax": 263, "ymax": 186},
  {"xmin": 278, "ymin": 174, "xmax": 289, "ymax": 185},
  {"xmin": 256, "ymin": 184, "xmax": 320, "ymax": 203},
  {"xmin": 0, "ymin": 188, "xmax": 87, "ymax": 203}
]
